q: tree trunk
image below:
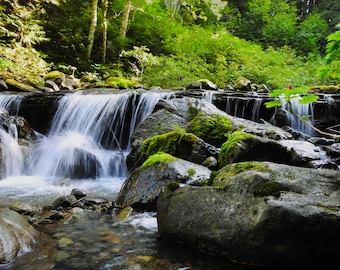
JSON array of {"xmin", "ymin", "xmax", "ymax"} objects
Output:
[
  {"xmin": 119, "ymin": 0, "xmax": 131, "ymax": 40},
  {"xmin": 86, "ymin": 0, "xmax": 99, "ymax": 60},
  {"xmin": 102, "ymin": 0, "xmax": 109, "ymax": 63}
]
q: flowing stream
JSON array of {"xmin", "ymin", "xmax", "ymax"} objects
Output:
[{"xmin": 2, "ymin": 90, "xmax": 313, "ymax": 270}]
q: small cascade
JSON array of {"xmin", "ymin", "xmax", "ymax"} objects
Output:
[
  {"xmin": 202, "ymin": 90, "xmax": 214, "ymax": 103},
  {"xmin": 30, "ymin": 90, "xmax": 172, "ymax": 180},
  {"xmin": 0, "ymin": 94, "xmax": 23, "ymax": 115},
  {"xmin": 0, "ymin": 95, "xmax": 25, "ymax": 178},
  {"xmin": 0, "ymin": 129, "xmax": 23, "ymax": 178},
  {"xmin": 225, "ymin": 96, "xmax": 264, "ymax": 122},
  {"xmin": 271, "ymin": 98, "xmax": 315, "ymax": 136}
]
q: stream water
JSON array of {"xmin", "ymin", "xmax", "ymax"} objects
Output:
[{"xmin": 0, "ymin": 90, "xmax": 262, "ymax": 270}]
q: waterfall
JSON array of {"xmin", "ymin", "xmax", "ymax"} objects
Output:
[
  {"xmin": 225, "ymin": 96, "xmax": 263, "ymax": 122},
  {"xmin": 202, "ymin": 90, "xmax": 214, "ymax": 103},
  {"xmin": 0, "ymin": 129, "xmax": 23, "ymax": 178},
  {"xmin": 0, "ymin": 90, "xmax": 171, "ymax": 204},
  {"xmin": 0, "ymin": 95, "xmax": 24, "ymax": 178},
  {"xmin": 271, "ymin": 98, "xmax": 315, "ymax": 136},
  {"xmin": 29, "ymin": 90, "xmax": 172, "ymax": 180},
  {"xmin": 0, "ymin": 94, "xmax": 23, "ymax": 115}
]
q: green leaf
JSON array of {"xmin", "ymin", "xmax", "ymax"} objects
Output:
[
  {"xmin": 298, "ymin": 95, "xmax": 319, "ymax": 105},
  {"xmin": 268, "ymin": 89, "xmax": 286, "ymax": 97},
  {"xmin": 265, "ymin": 100, "xmax": 282, "ymax": 108}
]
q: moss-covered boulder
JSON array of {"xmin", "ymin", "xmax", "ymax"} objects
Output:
[
  {"xmin": 186, "ymin": 113, "xmax": 238, "ymax": 146},
  {"xmin": 115, "ymin": 153, "xmax": 211, "ymax": 211},
  {"xmin": 157, "ymin": 161, "xmax": 340, "ymax": 267},
  {"xmin": 217, "ymin": 131, "xmax": 320, "ymax": 168},
  {"xmin": 127, "ymin": 130, "xmax": 218, "ymax": 171}
]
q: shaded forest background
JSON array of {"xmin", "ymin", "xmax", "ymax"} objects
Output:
[{"xmin": 0, "ymin": 0, "xmax": 339, "ymax": 89}]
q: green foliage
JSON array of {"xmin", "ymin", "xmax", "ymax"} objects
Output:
[
  {"xmin": 0, "ymin": 0, "xmax": 50, "ymax": 47},
  {"xmin": 141, "ymin": 152, "xmax": 178, "ymax": 169},
  {"xmin": 294, "ymin": 13, "xmax": 328, "ymax": 55},
  {"xmin": 0, "ymin": 0, "xmax": 337, "ymax": 89},
  {"xmin": 323, "ymin": 24, "xmax": 340, "ymax": 79},
  {"xmin": 142, "ymin": 25, "xmax": 326, "ymax": 89},
  {"xmin": 120, "ymin": 46, "xmax": 159, "ymax": 75},
  {"xmin": 0, "ymin": 46, "xmax": 49, "ymax": 85},
  {"xmin": 265, "ymin": 86, "xmax": 319, "ymax": 108}
]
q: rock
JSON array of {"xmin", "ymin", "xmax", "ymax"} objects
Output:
[
  {"xmin": 127, "ymin": 97, "xmax": 295, "ymax": 170},
  {"xmin": 52, "ymin": 195, "xmax": 77, "ymax": 209},
  {"xmin": 116, "ymin": 157, "xmax": 211, "ymax": 211},
  {"xmin": 157, "ymin": 161, "xmax": 340, "ymax": 267},
  {"xmin": 0, "ymin": 208, "xmax": 39, "ymax": 264},
  {"xmin": 187, "ymin": 79, "xmax": 218, "ymax": 90},
  {"xmin": 0, "ymin": 78, "xmax": 8, "ymax": 91},
  {"xmin": 219, "ymin": 130, "xmax": 328, "ymax": 169},
  {"xmin": 71, "ymin": 188, "xmax": 87, "ymax": 200},
  {"xmin": 5, "ymin": 79, "xmax": 39, "ymax": 92},
  {"xmin": 45, "ymin": 80, "xmax": 60, "ymax": 92},
  {"xmin": 44, "ymin": 71, "xmax": 65, "ymax": 87},
  {"xmin": 233, "ymin": 76, "xmax": 252, "ymax": 91}
]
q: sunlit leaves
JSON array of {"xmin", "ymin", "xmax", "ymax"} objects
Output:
[{"xmin": 265, "ymin": 86, "xmax": 319, "ymax": 108}]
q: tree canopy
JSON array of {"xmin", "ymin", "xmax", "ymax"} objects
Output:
[{"xmin": 0, "ymin": 0, "xmax": 339, "ymax": 88}]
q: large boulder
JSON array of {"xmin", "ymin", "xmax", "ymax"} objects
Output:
[
  {"xmin": 157, "ymin": 161, "xmax": 340, "ymax": 267},
  {"xmin": 0, "ymin": 208, "xmax": 39, "ymax": 264},
  {"xmin": 219, "ymin": 130, "xmax": 328, "ymax": 168},
  {"xmin": 116, "ymin": 153, "xmax": 211, "ymax": 211}
]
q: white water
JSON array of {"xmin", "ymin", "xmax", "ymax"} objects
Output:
[
  {"xmin": 0, "ymin": 90, "xmax": 171, "ymax": 206},
  {"xmin": 279, "ymin": 98, "xmax": 314, "ymax": 135}
]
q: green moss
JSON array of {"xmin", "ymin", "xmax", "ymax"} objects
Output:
[
  {"xmin": 187, "ymin": 168, "xmax": 196, "ymax": 176},
  {"xmin": 45, "ymin": 71, "xmax": 65, "ymax": 81},
  {"xmin": 186, "ymin": 113, "xmax": 236, "ymax": 146},
  {"xmin": 212, "ymin": 161, "xmax": 268, "ymax": 186},
  {"xmin": 166, "ymin": 181, "xmax": 180, "ymax": 191},
  {"xmin": 105, "ymin": 76, "xmax": 139, "ymax": 88},
  {"xmin": 253, "ymin": 181, "xmax": 281, "ymax": 198},
  {"xmin": 218, "ymin": 131, "xmax": 255, "ymax": 166},
  {"xmin": 142, "ymin": 131, "xmax": 198, "ymax": 160},
  {"xmin": 308, "ymin": 85, "xmax": 340, "ymax": 94},
  {"xmin": 141, "ymin": 152, "xmax": 178, "ymax": 169}
]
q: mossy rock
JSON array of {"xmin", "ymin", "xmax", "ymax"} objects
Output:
[
  {"xmin": 186, "ymin": 113, "xmax": 237, "ymax": 146},
  {"xmin": 105, "ymin": 77, "xmax": 139, "ymax": 89},
  {"xmin": 253, "ymin": 181, "xmax": 281, "ymax": 197},
  {"xmin": 142, "ymin": 152, "xmax": 179, "ymax": 169},
  {"xmin": 45, "ymin": 71, "xmax": 65, "ymax": 81},
  {"xmin": 308, "ymin": 85, "xmax": 340, "ymax": 94},
  {"xmin": 218, "ymin": 130, "xmax": 255, "ymax": 167},
  {"xmin": 142, "ymin": 131, "xmax": 198, "ymax": 161},
  {"xmin": 212, "ymin": 161, "xmax": 269, "ymax": 187},
  {"xmin": 5, "ymin": 79, "xmax": 37, "ymax": 92}
]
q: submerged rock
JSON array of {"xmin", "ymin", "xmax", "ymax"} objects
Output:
[
  {"xmin": 0, "ymin": 208, "xmax": 39, "ymax": 264},
  {"xmin": 157, "ymin": 161, "xmax": 340, "ymax": 267}
]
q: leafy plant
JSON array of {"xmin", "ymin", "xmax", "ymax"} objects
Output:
[
  {"xmin": 265, "ymin": 86, "xmax": 340, "ymax": 138},
  {"xmin": 265, "ymin": 86, "xmax": 319, "ymax": 108}
]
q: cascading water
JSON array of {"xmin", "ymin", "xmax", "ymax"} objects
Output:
[
  {"xmin": 225, "ymin": 95, "xmax": 264, "ymax": 122},
  {"xmin": 0, "ymin": 95, "xmax": 24, "ymax": 179},
  {"xmin": 271, "ymin": 97, "xmax": 315, "ymax": 136},
  {"xmin": 0, "ymin": 90, "xmax": 172, "ymax": 206}
]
